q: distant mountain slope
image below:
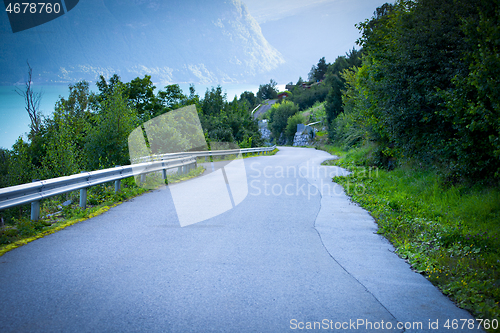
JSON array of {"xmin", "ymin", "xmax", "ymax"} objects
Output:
[{"xmin": 0, "ymin": 0, "xmax": 284, "ymax": 85}]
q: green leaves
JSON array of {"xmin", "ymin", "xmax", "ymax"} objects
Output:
[
  {"xmin": 267, "ymin": 101, "xmax": 300, "ymax": 144},
  {"xmin": 85, "ymin": 82, "xmax": 138, "ymax": 169},
  {"xmin": 285, "ymin": 113, "xmax": 306, "ymax": 143},
  {"xmin": 338, "ymin": 0, "xmax": 500, "ymax": 181}
]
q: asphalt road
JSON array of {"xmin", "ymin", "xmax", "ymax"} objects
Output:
[
  {"xmin": 252, "ymin": 99, "xmax": 277, "ymax": 119},
  {"xmin": 0, "ymin": 147, "xmax": 479, "ymax": 332}
]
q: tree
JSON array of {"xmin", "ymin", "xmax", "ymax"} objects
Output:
[
  {"xmin": 85, "ymin": 82, "xmax": 138, "ymax": 169},
  {"xmin": 127, "ymin": 75, "xmax": 161, "ymax": 121},
  {"xmin": 157, "ymin": 84, "xmax": 186, "ymax": 110},
  {"xmin": 42, "ymin": 81, "xmax": 95, "ymax": 178},
  {"xmin": 15, "ymin": 61, "xmax": 43, "ymax": 136},
  {"xmin": 239, "ymin": 91, "xmax": 257, "ymax": 110},
  {"xmin": 257, "ymin": 79, "xmax": 278, "ymax": 100},
  {"xmin": 308, "ymin": 57, "xmax": 329, "ymax": 82},
  {"xmin": 96, "ymin": 74, "xmax": 123, "ymax": 101},
  {"xmin": 268, "ymin": 101, "xmax": 299, "ymax": 143},
  {"xmin": 440, "ymin": 0, "xmax": 500, "ymax": 178},
  {"xmin": 325, "ymin": 75, "xmax": 344, "ymax": 130},
  {"xmin": 323, "ymin": 50, "xmax": 362, "ymax": 137}
]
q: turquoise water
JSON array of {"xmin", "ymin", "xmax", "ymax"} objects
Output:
[
  {"xmin": 0, "ymin": 85, "xmax": 71, "ymax": 150},
  {"xmin": 0, "ymin": 83, "xmax": 258, "ymax": 150}
]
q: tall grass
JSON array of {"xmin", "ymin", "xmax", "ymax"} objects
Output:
[{"xmin": 329, "ymin": 145, "xmax": 500, "ymax": 327}]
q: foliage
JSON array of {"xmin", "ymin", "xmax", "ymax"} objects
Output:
[
  {"xmin": 85, "ymin": 81, "xmax": 139, "ymax": 169},
  {"xmin": 308, "ymin": 57, "xmax": 329, "ymax": 82},
  {"xmin": 330, "ymin": 145, "xmax": 500, "ymax": 324},
  {"xmin": 0, "ymin": 177, "xmax": 147, "ymax": 252},
  {"xmin": 329, "ymin": 67, "xmax": 372, "ymax": 149},
  {"xmin": 439, "ymin": 0, "xmax": 500, "ymax": 179},
  {"xmin": 0, "ymin": 149, "xmax": 10, "ymax": 188},
  {"xmin": 126, "ymin": 75, "xmax": 162, "ymax": 121},
  {"xmin": 239, "ymin": 91, "xmax": 258, "ymax": 111},
  {"xmin": 157, "ymin": 84, "xmax": 186, "ymax": 110},
  {"xmin": 324, "ymin": 48, "xmax": 362, "ymax": 137},
  {"xmin": 285, "ymin": 113, "xmax": 306, "ymax": 143},
  {"xmin": 41, "ymin": 81, "xmax": 95, "ymax": 178},
  {"xmin": 339, "ymin": 0, "xmax": 500, "ymax": 181},
  {"xmin": 15, "ymin": 61, "xmax": 43, "ymax": 136},
  {"xmin": 256, "ymin": 79, "xmax": 278, "ymax": 100},
  {"xmin": 308, "ymin": 101, "xmax": 326, "ymax": 125},
  {"xmin": 267, "ymin": 101, "xmax": 300, "ymax": 144},
  {"xmin": 290, "ymin": 83, "xmax": 329, "ymax": 111},
  {"xmin": 199, "ymin": 87, "xmax": 263, "ymax": 146}
]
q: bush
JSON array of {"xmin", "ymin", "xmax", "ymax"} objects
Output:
[
  {"xmin": 268, "ymin": 101, "xmax": 300, "ymax": 144},
  {"xmin": 285, "ymin": 113, "xmax": 306, "ymax": 144}
]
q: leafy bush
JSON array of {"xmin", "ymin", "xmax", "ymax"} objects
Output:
[
  {"xmin": 285, "ymin": 113, "xmax": 306, "ymax": 143},
  {"xmin": 267, "ymin": 101, "xmax": 300, "ymax": 144}
]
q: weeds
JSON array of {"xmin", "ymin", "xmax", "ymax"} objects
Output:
[
  {"xmin": 329, "ymin": 144, "xmax": 500, "ymax": 328},
  {"xmin": 0, "ymin": 177, "xmax": 149, "ymax": 253}
]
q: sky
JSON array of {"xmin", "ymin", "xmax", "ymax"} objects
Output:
[
  {"xmin": 244, "ymin": 0, "xmax": 386, "ymax": 82},
  {"xmin": 244, "ymin": 0, "xmax": 338, "ymax": 24}
]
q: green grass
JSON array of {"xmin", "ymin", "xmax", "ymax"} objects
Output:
[
  {"xmin": 298, "ymin": 101, "xmax": 326, "ymax": 127},
  {"xmin": 326, "ymin": 144, "xmax": 500, "ymax": 328},
  {"xmin": 0, "ymin": 176, "xmax": 149, "ymax": 255},
  {"xmin": 242, "ymin": 148, "xmax": 279, "ymax": 158}
]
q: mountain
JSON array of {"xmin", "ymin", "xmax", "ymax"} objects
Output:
[{"xmin": 0, "ymin": 0, "xmax": 284, "ymax": 85}]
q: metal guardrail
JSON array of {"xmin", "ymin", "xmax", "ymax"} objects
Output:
[
  {"xmin": 131, "ymin": 146, "xmax": 276, "ymax": 163},
  {"xmin": 0, "ymin": 145, "xmax": 276, "ymax": 220}
]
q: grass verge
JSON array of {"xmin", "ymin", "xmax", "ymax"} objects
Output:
[
  {"xmin": 324, "ymin": 144, "xmax": 500, "ymax": 329},
  {"xmin": 0, "ymin": 176, "xmax": 148, "ymax": 256}
]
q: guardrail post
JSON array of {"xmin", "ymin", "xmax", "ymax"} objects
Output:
[
  {"xmin": 140, "ymin": 173, "xmax": 146, "ymax": 184},
  {"xmin": 114, "ymin": 166, "xmax": 121, "ymax": 193},
  {"xmin": 31, "ymin": 200, "xmax": 40, "ymax": 221},
  {"xmin": 80, "ymin": 188, "xmax": 87, "ymax": 209},
  {"xmin": 178, "ymin": 166, "xmax": 182, "ymax": 175},
  {"xmin": 79, "ymin": 172, "xmax": 87, "ymax": 209},
  {"xmin": 162, "ymin": 162, "xmax": 167, "ymax": 180},
  {"xmin": 31, "ymin": 179, "xmax": 40, "ymax": 221}
]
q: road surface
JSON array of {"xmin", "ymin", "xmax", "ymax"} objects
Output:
[
  {"xmin": 252, "ymin": 99, "xmax": 278, "ymax": 119},
  {"xmin": 0, "ymin": 147, "xmax": 479, "ymax": 332}
]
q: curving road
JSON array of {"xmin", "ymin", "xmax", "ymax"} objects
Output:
[{"xmin": 0, "ymin": 147, "xmax": 479, "ymax": 332}]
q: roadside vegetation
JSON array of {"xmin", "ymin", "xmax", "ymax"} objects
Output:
[
  {"xmin": 1, "ymin": 0, "xmax": 498, "ymax": 324},
  {"xmin": 312, "ymin": 0, "xmax": 499, "ymax": 327},
  {"xmin": 0, "ymin": 177, "xmax": 147, "ymax": 255},
  {"xmin": 321, "ymin": 144, "xmax": 500, "ymax": 327}
]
